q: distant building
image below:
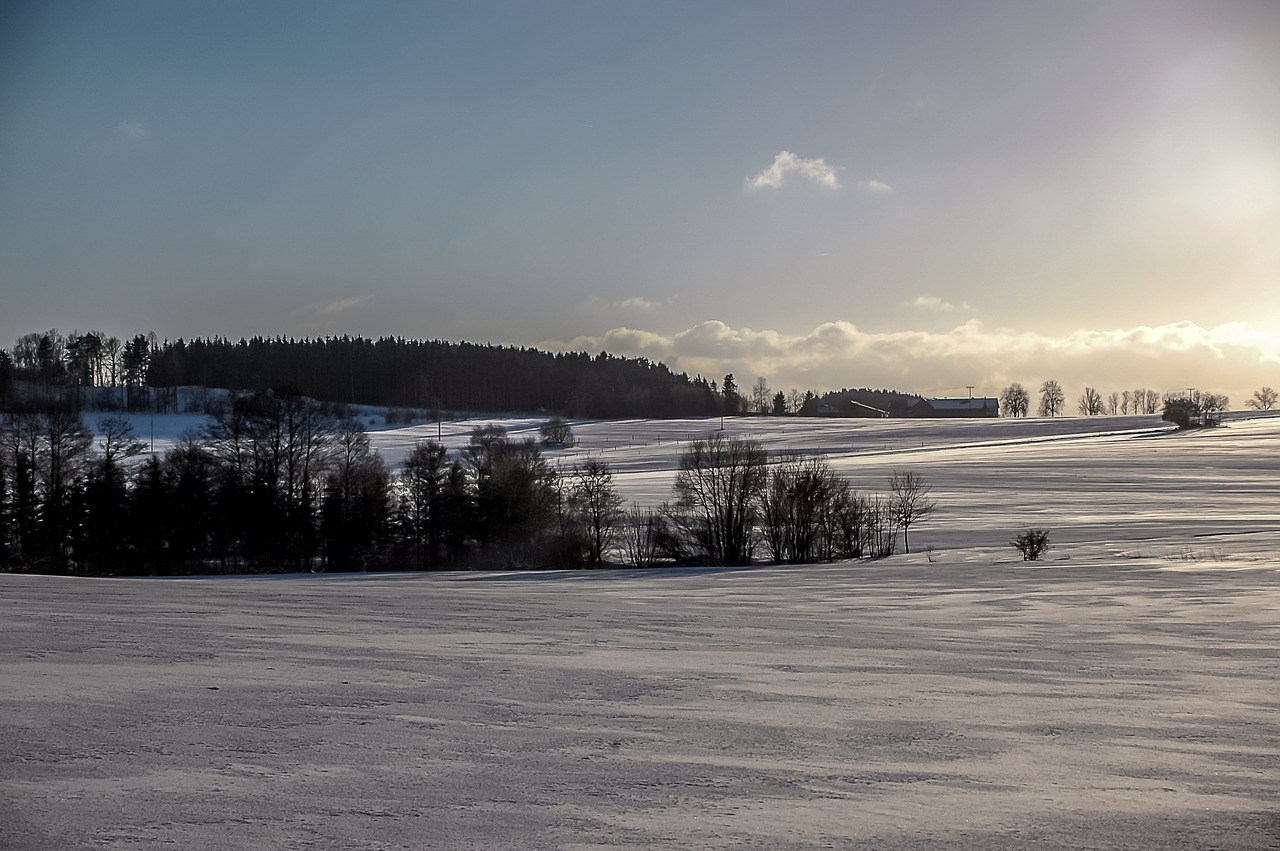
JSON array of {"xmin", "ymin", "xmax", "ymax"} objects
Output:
[
  {"xmin": 814, "ymin": 400, "xmax": 890, "ymax": 418},
  {"xmin": 908, "ymin": 397, "xmax": 999, "ymax": 418}
]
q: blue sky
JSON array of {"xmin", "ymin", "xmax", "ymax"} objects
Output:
[{"xmin": 2, "ymin": 1, "xmax": 1277, "ymax": 401}]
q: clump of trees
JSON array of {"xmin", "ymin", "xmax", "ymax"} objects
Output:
[
  {"xmin": 0, "ymin": 395, "xmax": 627, "ymax": 575},
  {"xmin": 645, "ymin": 434, "xmax": 932, "ymax": 567},
  {"xmin": 1162, "ymin": 392, "xmax": 1230, "ymax": 430}
]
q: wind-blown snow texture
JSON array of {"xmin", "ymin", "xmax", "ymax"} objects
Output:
[{"xmin": 4, "ymin": 413, "xmax": 1278, "ymax": 848}]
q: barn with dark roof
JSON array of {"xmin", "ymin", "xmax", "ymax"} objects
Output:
[{"xmin": 907, "ymin": 397, "xmax": 999, "ymax": 418}]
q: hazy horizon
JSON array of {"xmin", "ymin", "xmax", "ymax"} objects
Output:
[{"xmin": 2, "ymin": 1, "xmax": 1277, "ymax": 402}]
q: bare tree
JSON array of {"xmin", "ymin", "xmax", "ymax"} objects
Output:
[
  {"xmin": 999, "ymin": 383, "xmax": 1030, "ymax": 417},
  {"xmin": 1038, "ymin": 380, "xmax": 1065, "ymax": 417},
  {"xmin": 757, "ymin": 454, "xmax": 842, "ymax": 564},
  {"xmin": 620, "ymin": 503, "xmax": 663, "ymax": 569},
  {"xmin": 786, "ymin": 388, "xmax": 804, "ymax": 414},
  {"xmin": 1106, "ymin": 391, "xmax": 1121, "ymax": 416},
  {"xmin": 1247, "ymin": 387, "xmax": 1277, "ymax": 411},
  {"xmin": 823, "ymin": 485, "xmax": 895, "ymax": 560},
  {"xmin": 96, "ymin": 415, "xmax": 146, "ymax": 465},
  {"xmin": 1201, "ymin": 393, "xmax": 1230, "ymax": 427},
  {"xmin": 750, "ymin": 376, "xmax": 771, "ymax": 415},
  {"xmin": 569, "ymin": 458, "xmax": 624, "ymax": 567},
  {"xmin": 1077, "ymin": 387, "xmax": 1104, "ymax": 416},
  {"xmin": 672, "ymin": 433, "xmax": 767, "ymax": 565},
  {"xmin": 1144, "ymin": 389, "xmax": 1161, "ymax": 415},
  {"xmin": 887, "ymin": 470, "xmax": 936, "ymax": 554},
  {"xmin": 539, "ymin": 416, "xmax": 574, "ymax": 447}
]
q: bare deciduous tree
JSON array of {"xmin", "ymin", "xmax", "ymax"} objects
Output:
[
  {"xmin": 539, "ymin": 416, "xmax": 574, "ymax": 447},
  {"xmin": 757, "ymin": 454, "xmax": 842, "ymax": 564},
  {"xmin": 672, "ymin": 433, "xmax": 767, "ymax": 565},
  {"xmin": 750, "ymin": 376, "xmax": 771, "ymax": 415},
  {"xmin": 1039, "ymin": 380, "xmax": 1064, "ymax": 417},
  {"xmin": 569, "ymin": 457, "xmax": 624, "ymax": 567},
  {"xmin": 1247, "ymin": 387, "xmax": 1277, "ymax": 411},
  {"xmin": 1000, "ymin": 383, "xmax": 1030, "ymax": 417},
  {"xmin": 96, "ymin": 415, "xmax": 146, "ymax": 465},
  {"xmin": 620, "ymin": 503, "xmax": 663, "ymax": 569},
  {"xmin": 887, "ymin": 470, "xmax": 936, "ymax": 554},
  {"xmin": 1077, "ymin": 387, "xmax": 1104, "ymax": 416}
]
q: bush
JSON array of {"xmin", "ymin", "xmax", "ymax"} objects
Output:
[
  {"xmin": 1011, "ymin": 528, "xmax": 1052, "ymax": 561},
  {"xmin": 539, "ymin": 416, "xmax": 574, "ymax": 447}
]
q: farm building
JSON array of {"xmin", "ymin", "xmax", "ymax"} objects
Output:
[{"xmin": 908, "ymin": 397, "xmax": 999, "ymax": 418}]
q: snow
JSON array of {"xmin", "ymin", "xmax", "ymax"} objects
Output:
[
  {"xmin": 102, "ymin": 408, "xmax": 1280, "ymax": 561},
  {"xmin": 8, "ymin": 408, "xmax": 1271, "ymax": 848}
]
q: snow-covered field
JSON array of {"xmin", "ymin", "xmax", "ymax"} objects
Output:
[
  {"xmin": 3, "ymin": 412, "xmax": 1278, "ymax": 848},
  {"xmin": 109, "ymin": 408, "xmax": 1280, "ymax": 562}
]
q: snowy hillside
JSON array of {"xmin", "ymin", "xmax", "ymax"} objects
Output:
[{"xmin": 101, "ymin": 409, "xmax": 1280, "ymax": 567}]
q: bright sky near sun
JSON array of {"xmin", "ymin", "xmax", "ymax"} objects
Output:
[{"xmin": 1, "ymin": 1, "xmax": 1277, "ymax": 402}]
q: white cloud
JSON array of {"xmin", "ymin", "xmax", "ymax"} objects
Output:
[
  {"xmin": 858, "ymin": 179, "xmax": 893, "ymax": 193},
  {"xmin": 587, "ymin": 295, "xmax": 673, "ymax": 312},
  {"xmin": 617, "ymin": 297, "xmax": 661, "ymax": 311},
  {"xmin": 116, "ymin": 121, "xmax": 147, "ymax": 140},
  {"xmin": 542, "ymin": 319, "xmax": 1279, "ymax": 403},
  {"xmin": 908, "ymin": 295, "xmax": 971, "ymax": 312},
  {"xmin": 747, "ymin": 151, "xmax": 842, "ymax": 191},
  {"xmin": 295, "ymin": 297, "xmax": 369, "ymax": 317}
]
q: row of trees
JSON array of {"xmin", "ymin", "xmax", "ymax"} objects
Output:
[
  {"xmin": 998, "ymin": 381, "xmax": 1249, "ymax": 420},
  {"xmin": 0, "ymin": 397, "xmax": 935, "ymax": 576}
]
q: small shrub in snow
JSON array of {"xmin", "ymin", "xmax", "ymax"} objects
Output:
[{"xmin": 1011, "ymin": 528, "xmax": 1052, "ymax": 561}]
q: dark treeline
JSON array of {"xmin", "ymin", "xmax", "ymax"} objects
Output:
[
  {"xmin": 0, "ymin": 329, "xmax": 723, "ymax": 418},
  {"xmin": 0, "ymin": 392, "xmax": 613, "ymax": 575},
  {"xmin": 150, "ymin": 336, "xmax": 729, "ymax": 417},
  {"xmin": 0, "ymin": 396, "xmax": 915, "ymax": 577},
  {"xmin": 806, "ymin": 387, "xmax": 923, "ymax": 417}
]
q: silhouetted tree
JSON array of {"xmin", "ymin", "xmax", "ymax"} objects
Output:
[
  {"xmin": 1038, "ymin": 380, "xmax": 1065, "ymax": 417},
  {"xmin": 320, "ymin": 418, "xmax": 391, "ymax": 570},
  {"xmin": 758, "ymin": 454, "xmax": 843, "ymax": 564},
  {"xmin": 399, "ymin": 440, "xmax": 451, "ymax": 567},
  {"xmin": 999, "ymin": 383, "xmax": 1030, "ymax": 418},
  {"xmin": 568, "ymin": 458, "xmax": 623, "ymax": 567},
  {"xmin": 721, "ymin": 374, "xmax": 741, "ymax": 416},
  {"xmin": 750, "ymin": 376, "xmax": 771, "ymax": 414},
  {"xmin": 888, "ymin": 470, "xmax": 935, "ymax": 554},
  {"xmin": 1077, "ymin": 387, "xmax": 1104, "ymax": 416},
  {"xmin": 1247, "ymin": 387, "xmax": 1277, "ymax": 411},
  {"xmin": 539, "ymin": 416, "xmax": 574, "ymax": 447},
  {"xmin": 671, "ymin": 433, "xmax": 766, "ymax": 565}
]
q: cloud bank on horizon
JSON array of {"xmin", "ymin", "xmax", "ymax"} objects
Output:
[{"xmin": 543, "ymin": 319, "xmax": 1279, "ymax": 403}]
